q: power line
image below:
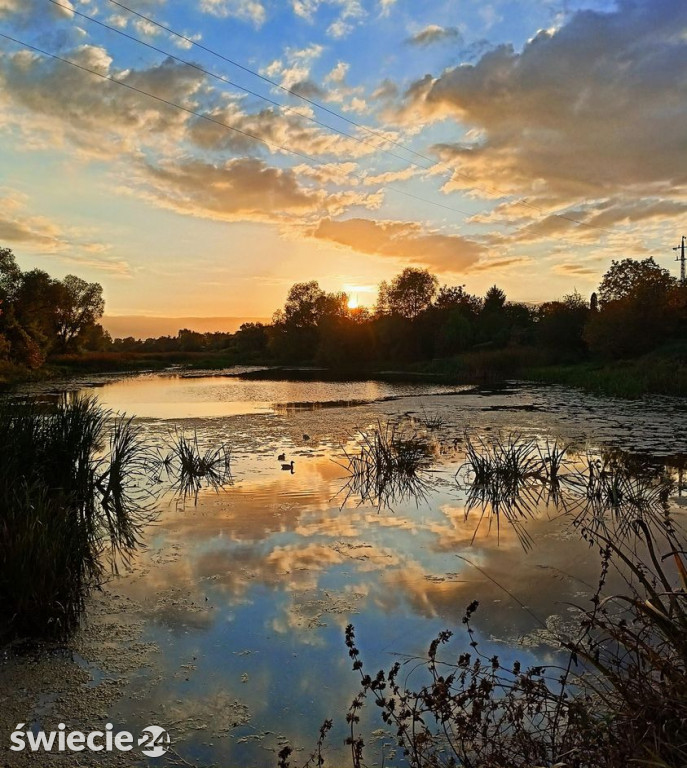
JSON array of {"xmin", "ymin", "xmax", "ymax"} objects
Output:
[
  {"xmin": 0, "ymin": 31, "xmax": 483, "ymax": 220},
  {"xmin": 102, "ymin": 0, "xmax": 617, "ymax": 236},
  {"xmin": 46, "ymin": 0, "xmax": 438, "ymax": 175},
  {"xmin": 105, "ymin": 0, "xmax": 443, "ymax": 168},
  {"xmin": 0, "ymin": 32, "xmax": 319, "ymax": 164}
]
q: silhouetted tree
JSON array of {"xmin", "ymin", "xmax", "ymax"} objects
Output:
[
  {"xmin": 598, "ymin": 257, "xmax": 675, "ymax": 305},
  {"xmin": 282, "ymin": 281, "xmax": 327, "ymax": 328},
  {"xmin": 537, "ymin": 291, "xmax": 589, "ymax": 359},
  {"xmin": 235, "ymin": 322, "xmax": 268, "ymax": 359},
  {"xmin": 55, "ymin": 275, "xmax": 105, "ymax": 351},
  {"xmin": 590, "ymin": 292, "xmax": 598, "ymax": 312},
  {"xmin": 384, "ymin": 268, "xmax": 438, "ymax": 319},
  {"xmin": 585, "ymin": 258, "xmax": 678, "ymax": 358}
]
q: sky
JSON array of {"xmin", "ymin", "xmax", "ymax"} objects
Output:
[{"xmin": 0, "ymin": 0, "xmax": 685, "ymax": 333}]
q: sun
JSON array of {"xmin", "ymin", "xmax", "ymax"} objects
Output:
[{"xmin": 347, "ymin": 295, "xmax": 359, "ymax": 310}]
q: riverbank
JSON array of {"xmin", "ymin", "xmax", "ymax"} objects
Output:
[{"xmin": 2, "ymin": 342, "xmax": 686, "ymax": 398}]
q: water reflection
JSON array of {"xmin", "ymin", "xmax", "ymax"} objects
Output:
[
  {"xmin": 88, "ymin": 372, "xmax": 464, "ymax": 419},
  {"xmin": 8, "ymin": 375, "xmax": 687, "ymax": 767}
]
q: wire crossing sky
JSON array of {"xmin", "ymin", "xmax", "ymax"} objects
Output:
[{"xmin": 0, "ymin": 0, "xmax": 685, "ymax": 330}]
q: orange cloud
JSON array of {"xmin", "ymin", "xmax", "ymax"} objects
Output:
[{"xmin": 312, "ymin": 217, "xmax": 486, "ymax": 271}]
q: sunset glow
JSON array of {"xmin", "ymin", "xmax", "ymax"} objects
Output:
[{"xmin": 0, "ymin": 0, "xmax": 684, "ymax": 336}]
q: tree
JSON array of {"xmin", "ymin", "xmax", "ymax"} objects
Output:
[
  {"xmin": 235, "ymin": 322, "xmax": 268, "ymax": 359},
  {"xmin": 537, "ymin": 291, "xmax": 589, "ymax": 359},
  {"xmin": 586, "ymin": 259, "xmax": 678, "ymax": 358},
  {"xmin": 483, "ymin": 285, "xmax": 507, "ymax": 313},
  {"xmin": 384, "ymin": 268, "xmax": 438, "ymax": 319},
  {"xmin": 54, "ymin": 275, "xmax": 105, "ymax": 350},
  {"xmin": 0, "ymin": 247, "xmax": 22, "ymax": 305},
  {"xmin": 598, "ymin": 258, "xmax": 676, "ymax": 305},
  {"xmin": 15, "ymin": 269, "xmax": 61, "ymax": 351},
  {"xmin": 282, "ymin": 281, "xmax": 327, "ymax": 328},
  {"xmin": 434, "ymin": 284, "xmax": 482, "ymax": 316}
]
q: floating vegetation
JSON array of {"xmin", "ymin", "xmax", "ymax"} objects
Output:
[
  {"xmin": 156, "ymin": 430, "xmax": 233, "ymax": 503},
  {"xmin": 456, "ymin": 434, "xmax": 676, "ymax": 546},
  {"xmin": 417, "ymin": 407, "xmax": 445, "ymax": 431},
  {"xmin": 0, "ymin": 396, "xmax": 153, "ymax": 640},
  {"xmin": 338, "ymin": 421, "xmax": 435, "ymax": 510}
]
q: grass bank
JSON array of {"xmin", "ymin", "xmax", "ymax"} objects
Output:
[
  {"xmin": 526, "ymin": 342, "xmax": 687, "ymax": 397},
  {"xmin": 414, "ymin": 342, "xmax": 687, "ymax": 398}
]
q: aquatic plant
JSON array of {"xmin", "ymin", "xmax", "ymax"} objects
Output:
[
  {"xmin": 417, "ymin": 407, "xmax": 445, "ymax": 431},
  {"xmin": 337, "ymin": 421, "xmax": 434, "ymax": 510},
  {"xmin": 562, "ymin": 452, "xmax": 675, "ymax": 541},
  {"xmin": 156, "ymin": 429, "xmax": 233, "ymax": 502},
  {"xmin": 458, "ymin": 432, "xmax": 543, "ymax": 488},
  {"xmin": 0, "ymin": 396, "xmax": 152, "ymax": 640}
]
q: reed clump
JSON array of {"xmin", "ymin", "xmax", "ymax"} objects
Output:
[
  {"xmin": 0, "ymin": 396, "xmax": 152, "ymax": 640},
  {"xmin": 339, "ymin": 421, "xmax": 434, "ymax": 509},
  {"xmin": 156, "ymin": 430, "xmax": 232, "ymax": 502}
]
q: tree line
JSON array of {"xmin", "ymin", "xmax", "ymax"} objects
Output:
[
  {"xmin": 0, "ymin": 247, "xmax": 107, "ymax": 368},
  {"xmin": 230, "ymin": 257, "xmax": 687, "ymax": 368},
  {"xmin": 2, "ymin": 243, "xmax": 686, "ymax": 372}
]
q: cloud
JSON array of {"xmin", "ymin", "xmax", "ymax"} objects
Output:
[
  {"xmin": 129, "ymin": 157, "xmax": 379, "ymax": 224},
  {"xmin": 185, "ymin": 102, "xmax": 379, "ymax": 160},
  {"xmin": 406, "ymin": 25, "xmax": 462, "ymax": 47},
  {"xmin": 198, "ymin": 0, "xmax": 266, "ymax": 26},
  {"xmin": 0, "ymin": 47, "xmax": 205, "ymax": 157},
  {"xmin": 132, "ymin": 157, "xmax": 324, "ymax": 223},
  {"xmin": 0, "ymin": 190, "xmax": 129, "ymax": 275},
  {"xmin": 378, "ymin": 0, "xmax": 396, "ymax": 17},
  {"xmin": 312, "ymin": 217, "xmax": 486, "ymax": 271},
  {"xmin": 261, "ymin": 43, "xmax": 324, "ymax": 90},
  {"xmin": 401, "ymin": 0, "xmax": 687, "ymax": 211},
  {"xmin": 290, "ymin": 0, "xmax": 365, "ymax": 38},
  {"xmin": 0, "ymin": 0, "xmax": 74, "ymax": 19},
  {"xmin": 371, "ymin": 78, "xmax": 398, "ymax": 101},
  {"xmin": 554, "ymin": 263, "xmax": 598, "ymax": 278}
]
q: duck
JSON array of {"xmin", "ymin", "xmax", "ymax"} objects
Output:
[
  {"xmin": 281, "ymin": 460, "xmax": 295, "ymax": 472},
  {"xmin": 278, "ymin": 452, "xmax": 286, "ymax": 462}
]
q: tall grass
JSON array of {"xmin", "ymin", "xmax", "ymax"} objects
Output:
[
  {"xmin": 156, "ymin": 430, "xmax": 233, "ymax": 503},
  {"xmin": 338, "ymin": 421, "xmax": 434, "ymax": 510},
  {"xmin": 0, "ymin": 396, "xmax": 152, "ymax": 640}
]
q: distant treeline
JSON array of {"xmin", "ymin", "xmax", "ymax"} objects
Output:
[
  {"xmin": 111, "ymin": 257, "xmax": 687, "ymax": 368},
  {"xmin": 1, "ymin": 243, "xmax": 686, "ymax": 373}
]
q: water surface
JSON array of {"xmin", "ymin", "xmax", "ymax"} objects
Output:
[{"xmin": 4, "ymin": 371, "xmax": 686, "ymax": 767}]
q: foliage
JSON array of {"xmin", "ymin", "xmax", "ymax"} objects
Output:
[
  {"xmin": 597, "ymin": 257, "xmax": 676, "ymax": 305},
  {"xmin": 0, "ymin": 247, "xmax": 107, "ymax": 367},
  {"xmin": 536, "ymin": 291, "xmax": 590, "ymax": 359},
  {"xmin": 0, "ymin": 396, "xmax": 152, "ymax": 639},
  {"xmin": 378, "ymin": 267, "xmax": 439, "ymax": 319},
  {"xmin": 54, "ymin": 274, "xmax": 105, "ymax": 350}
]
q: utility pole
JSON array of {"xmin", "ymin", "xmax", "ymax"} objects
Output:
[{"xmin": 674, "ymin": 236, "xmax": 686, "ymax": 286}]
